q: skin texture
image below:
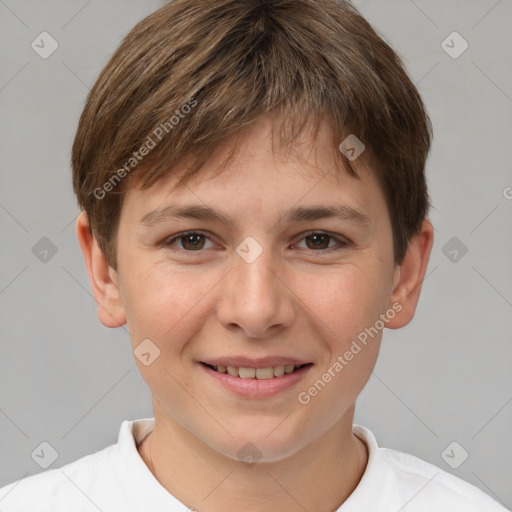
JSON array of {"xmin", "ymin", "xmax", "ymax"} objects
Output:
[{"xmin": 77, "ymin": 115, "xmax": 434, "ymax": 511}]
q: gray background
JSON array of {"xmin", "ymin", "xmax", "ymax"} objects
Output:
[{"xmin": 1, "ymin": 0, "xmax": 511, "ymax": 507}]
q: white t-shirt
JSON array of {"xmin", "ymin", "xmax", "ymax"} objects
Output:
[{"xmin": 0, "ymin": 418, "xmax": 508, "ymax": 511}]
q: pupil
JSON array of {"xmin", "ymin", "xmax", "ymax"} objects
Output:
[
  {"xmin": 307, "ymin": 234, "xmax": 329, "ymax": 249},
  {"xmin": 183, "ymin": 234, "xmax": 204, "ymax": 250}
]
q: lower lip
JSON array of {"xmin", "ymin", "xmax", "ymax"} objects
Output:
[{"xmin": 199, "ymin": 363, "xmax": 312, "ymax": 398}]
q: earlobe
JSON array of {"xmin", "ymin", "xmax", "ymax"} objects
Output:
[
  {"xmin": 76, "ymin": 212, "xmax": 127, "ymax": 328},
  {"xmin": 386, "ymin": 219, "xmax": 434, "ymax": 329}
]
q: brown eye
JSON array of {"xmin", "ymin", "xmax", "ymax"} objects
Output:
[
  {"xmin": 293, "ymin": 231, "xmax": 349, "ymax": 252},
  {"xmin": 164, "ymin": 231, "xmax": 214, "ymax": 251},
  {"xmin": 304, "ymin": 233, "xmax": 331, "ymax": 250},
  {"xmin": 180, "ymin": 233, "xmax": 206, "ymax": 250}
]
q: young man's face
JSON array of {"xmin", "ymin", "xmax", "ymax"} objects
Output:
[{"xmin": 89, "ymin": 115, "xmax": 426, "ymax": 462}]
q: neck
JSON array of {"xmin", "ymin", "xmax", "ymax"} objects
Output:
[{"xmin": 137, "ymin": 402, "xmax": 368, "ymax": 512}]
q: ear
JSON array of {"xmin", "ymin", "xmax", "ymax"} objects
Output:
[
  {"xmin": 386, "ymin": 219, "xmax": 434, "ymax": 329},
  {"xmin": 76, "ymin": 212, "xmax": 127, "ymax": 328}
]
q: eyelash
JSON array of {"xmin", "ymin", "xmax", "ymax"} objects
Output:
[{"xmin": 162, "ymin": 230, "xmax": 350, "ymax": 254}]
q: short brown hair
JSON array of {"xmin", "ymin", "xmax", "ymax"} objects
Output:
[{"xmin": 72, "ymin": 0, "xmax": 432, "ymax": 268}]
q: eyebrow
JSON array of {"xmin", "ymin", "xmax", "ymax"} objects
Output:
[{"xmin": 139, "ymin": 203, "xmax": 370, "ymax": 228}]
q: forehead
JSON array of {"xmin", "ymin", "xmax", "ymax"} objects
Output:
[{"xmin": 121, "ymin": 115, "xmax": 387, "ymax": 226}]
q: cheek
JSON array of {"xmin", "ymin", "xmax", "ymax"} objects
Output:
[
  {"xmin": 298, "ymin": 263, "xmax": 391, "ymax": 346},
  {"xmin": 121, "ymin": 262, "xmax": 218, "ymax": 350},
  {"xmin": 295, "ymin": 261, "xmax": 394, "ymax": 411},
  {"xmin": 293, "ymin": 268, "xmax": 387, "ymax": 426},
  {"xmin": 121, "ymin": 263, "xmax": 220, "ymax": 410}
]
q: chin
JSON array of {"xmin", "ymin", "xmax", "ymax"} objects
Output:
[{"xmin": 205, "ymin": 419, "xmax": 311, "ymax": 465}]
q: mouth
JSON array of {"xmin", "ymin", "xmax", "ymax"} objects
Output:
[
  {"xmin": 198, "ymin": 358, "xmax": 314, "ymax": 398},
  {"xmin": 200, "ymin": 362, "xmax": 312, "ymax": 380}
]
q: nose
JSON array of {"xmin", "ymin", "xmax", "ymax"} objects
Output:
[{"xmin": 216, "ymin": 246, "xmax": 297, "ymax": 339}]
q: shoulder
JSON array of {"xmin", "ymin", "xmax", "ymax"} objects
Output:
[
  {"xmin": 0, "ymin": 417, "xmax": 188, "ymax": 512},
  {"xmin": 379, "ymin": 448, "xmax": 506, "ymax": 512},
  {"xmin": 351, "ymin": 425, "xmax": 509, "ymax": 512},
  {"xmin": 381, "ymin": 447, "xmax": 508, "ymax": 511},
  {"xmin": 0, "ymin": 418, "xmax": 157, "ymax": 512},
  {"xmin": 0, "ymin": 443, "xmax": 118, "ymax": 512}
]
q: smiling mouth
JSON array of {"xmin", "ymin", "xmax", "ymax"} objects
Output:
[{"xmin": 200, "ymin": 362, "xmax": 312, "ymax": 379}]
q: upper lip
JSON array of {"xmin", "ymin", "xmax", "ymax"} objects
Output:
[{"xmin": 200, "ymin": 356, "xmax": 312, "ymax": 368}]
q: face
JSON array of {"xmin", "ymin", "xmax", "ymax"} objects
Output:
[{"xmin": 111, "ymin": 115, "xmax": 401, "ymax": 462}]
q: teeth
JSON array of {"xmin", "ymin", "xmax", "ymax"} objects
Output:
[
  {"xmin": 211, "ymin": 364, "xmax": 306, "ymax": 379},
  {"xmin": 239, "ymin": 367, "xmax": 256, "ymax": 379},
  {"xmin": 226, "ymin": 366, "xmax": 238, "ymax": 377},
  {"xmin": 255, "ymin": 367, "xmax": 274, "ymax": 380},
  {"xmin": 273, "ymin": 365, "xmax": 285, "ymax": 377},
  {"xmin": 284, "ymin": 364, "xmax": 295, "ymax": 374}
]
